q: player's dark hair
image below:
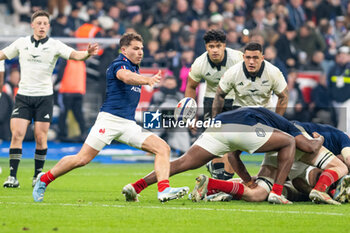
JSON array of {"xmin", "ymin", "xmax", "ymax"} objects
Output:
[
  {"xmin": 203, "ymin": 29, "xmax": 226, "ymax": 44},
  {"xmin": 31, "ymin": 10, "xmax": 50, "ymax": 22},
  {"xmin": 120, "ymin": 32, "xmax": 143, "ymax": 47},
  {"xmin": 244, "ymin": 42, "xmax": 263, "ymax": 52}
]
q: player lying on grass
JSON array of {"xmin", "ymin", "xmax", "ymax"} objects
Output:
[
  {"xmin": 122, "ymin": 107, "xmax": 324, "ymax": 204},
  {"xmin": 191, "ymin": 121, "xmax": 349, "ymax": 205},
  {"xmin": 285, "ymin": 122, "xmax": 350, "ymax": 203},
  {"xmin": 32, "ymin": 32, "xmax": 189, "ymax": 203}
]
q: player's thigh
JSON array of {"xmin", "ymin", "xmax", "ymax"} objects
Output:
[
  {"xmin": 33, "ymin": 95, "xmax": 54, "ymax": 123},
  {"xmin": 204, "ymin": 123, "xmax": 274, "ymax": 154},
  {"xmin": 118, "ymin": 121, "xmax": 154, "ymax": 151},
  {"xmin": 11, "ymin": 94, "xmax": 34, "ymax": 121},
  {"xmin": 10, "ymin": 118, "xmax": 30, "ymax": 137},
  {"xmin": 256, "ymin": 129, "xmax": 295, "ymax": 153}
]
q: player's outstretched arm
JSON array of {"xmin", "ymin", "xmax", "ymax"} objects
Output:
[
  {"xmin": 117, "ymin": 69, "xmax": 161, "ymax": 87},
  {"xmin": 226, "ymin": 151, "xmax": 253, "ymax": 184},
  {"xmin": 69, "ymin": 43, "xmax": 99, "ymax": 61},
  {"xmin": 212, "ymin": 86, "xmax": 227, "ymax": 118}
]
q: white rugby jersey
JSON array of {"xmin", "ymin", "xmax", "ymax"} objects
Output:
[
  {"xmin": 219, "ymin": 60, "xmax": 287, "ymax": 107},
  {"xmin": 2, "ymin": 36, "xmax": 74, "ymax": 96},
  {"xmin": 0, "ymin": 60, "xmax": 4, "ymax": 72},
  {"xmin": 188, "ymin": 48, "xmax": 243, "ymax": 99}
]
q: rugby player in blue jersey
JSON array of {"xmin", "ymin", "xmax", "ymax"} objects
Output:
[
  {"xmin": 126, "ymin": 107, "xmax": 327, "ymax": 204},
  {"xmin": 33, "ymin": 32, "xmax": 189, "ymax": 202}
]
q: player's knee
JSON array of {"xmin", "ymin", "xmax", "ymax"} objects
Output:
[
  {"xmin": 11, "ymin": 130, "xmax": 26, "ymax": 142},
  {"xmin": 154, "ymin": 141, "xmax": 171, "ymax": 156},
  {"xmin": 75, "ymin": 156, "xmax": 91, "ymax": 167},
  {"xmin": 337, "ymin": 162, "xmax": 349, "ymax": 178},
  {"xmin": 285, "ymin": 136, "xmax": 295, "ymax": 148},
  {"xmin": 34, "ymin": 132, "xmax": 47, "ymax": 144}
]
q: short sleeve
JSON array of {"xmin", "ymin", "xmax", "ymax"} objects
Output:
[
  {"xmin": 271, "ymin": 67, "xmax": 287, "ymax": 94},
  {"xmin": 188, "ymin": 60, "xmax": 202, "ymax": 83},
  {"xmin": 55, "ymin": 40, "xmax": 75, "ymax": 60},
  {"xmin": 113, "ymin": 61, "xmax": 133, "ymax": 78},
  {"xmin": 2, "ymin": 38, "xmax": 21, "ymax": 60},
  {"xmin": 219, "ymin": 67, "xmax": 235, "ymax": 94}
]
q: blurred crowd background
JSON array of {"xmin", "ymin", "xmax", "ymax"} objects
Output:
[{"xmin": 0, "ymin": 0, "xmax": 350, "ymax": 154}]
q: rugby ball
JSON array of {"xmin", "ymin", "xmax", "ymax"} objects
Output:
[{"xmin": 174, "ymin": 97, "xmax": 197, "ymax": 121}]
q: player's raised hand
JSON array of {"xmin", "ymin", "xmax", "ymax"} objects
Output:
[
  {"xmin": 87, "ymin": 43, "xmax": 99, "ymax": 56},
  {"xmin": 148, "ymin": 70, "xmax": 162, "ymax": 87}
]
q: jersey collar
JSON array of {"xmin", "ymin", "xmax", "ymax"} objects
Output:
[
  {"xmin": 242, "ymin": 60, "xmax": 265, "ymax": 82},
  {"xmin": 119, "ymin": 53, "xmax": 139, "ymax": 68},
  {"xmin": 207, "ymin": 49, "xmax": 227, "ymax": 71},
  {"xmin": 31, "ymin": 35, "xmax": 49, "ymax": 47}
]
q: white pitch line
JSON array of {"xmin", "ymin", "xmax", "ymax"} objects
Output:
[{"xmin": 0, "ymin": 201, "xmax": 345, "ymax": 216}]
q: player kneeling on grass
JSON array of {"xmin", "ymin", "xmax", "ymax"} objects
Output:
[
  {"xmin": 122, "ymin": 107, "xmax": 324, "ymax": 204},
  {"xmin": 32, "ymin": 32, "xmax": 189, "ymax": 203},
  {"xmin": 191, "ymin": 121, "xmax": 349, "ymax": 205}
]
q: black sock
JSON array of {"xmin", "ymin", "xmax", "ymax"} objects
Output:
[
  {"xmin": 212, "ymin": 162, "xmax": 225, "ymax": 179},
  {"xmin": 34, "ymin": 149, "xmax": 47, "ymax": 177},
  {"xmin": 223, "ymin": 171, "xmax": 235, "ymax": 180},
  {"xmin": 9, "ymin": 148, "xmax": 22, "ymax": 178}
]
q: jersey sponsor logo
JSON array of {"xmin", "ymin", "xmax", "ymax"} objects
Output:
[
  {"xmin": 131, "ymin": 86, "xmax": 141, "ymax": 93},
  {"xmin": 12, "ymin": 108, "xmax": 19, "ymax": 115},
  {"xmin": 249, "ymin": 89, "xmax": 258, "ymax": 93},
  {"xmin": 143, "ymin": 110, "xmax": 162, "ymax": 129},
  {"xmin": 28, "ymin": 54, "xmax": 42, "ymax": 63},
  {"xmin": 42, "ymin": 47, "xmax": 49, "ymax": 51},
  {"xmin": 262, "ymin": 80, "xmax": 268, "ymax": 84},
  {"xmin": 44, "ymin": 114, "xmax": 50, "ymax": 119},
  {"xmin": 205, "ymin": 72, "xmax": 211, "ymax": 76},
  {"xmin": 255, "ymin": 128, "xmax": 266, "ymax": 137},
  {"xmin": 99, "ymin": 128, "xmax": 106, "ymax": 134}
]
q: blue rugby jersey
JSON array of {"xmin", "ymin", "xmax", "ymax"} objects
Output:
[
  {"xmin": 294, "ymin": 121, "xmax": 350, "ymax": 155},
  {"xmin": 215, "ymin": 107, "xmax": 302, "ymax": 137},
  {"xmin": 100, "ymin": 54, "xmax": 142, "ymax": 121}
]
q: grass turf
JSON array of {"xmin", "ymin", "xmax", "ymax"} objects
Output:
[{"xmin": 0, "ymin": 157, "xmax": 350, "ymax": 233}]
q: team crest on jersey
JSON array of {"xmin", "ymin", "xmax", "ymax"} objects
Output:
[
  {"xmin": 255, "ymin": 128, "xmax": 266, "ymax": 137},
  {"xmin": 143, "ymin": 110, "xmax": 162, "ymax": 129}
]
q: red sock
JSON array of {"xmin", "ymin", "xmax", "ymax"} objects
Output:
[
  {"xmin": 208, "ymin": 178, "xmax": 244, "ymax": 199},
  {"xmin": 271, "ymin": 184, "xmax": 283, "ymax": 196},
  {"xmin": 40, "ymin": 170, "xmax": 56, "ymax": 187},
  {"xmin": 132, "ymin": 179, "xmax": 148, "ymax": 194},
  {"xmin": 158, "ymin": 179, "xmax": 170, "ymax": 192},
  {"xmin": 329, "ymin": 188, "xmax": 336, "ymax": 197},
  {"xmin": 314, "ymin": 169, "xmax": 339, "ymax": 192}
]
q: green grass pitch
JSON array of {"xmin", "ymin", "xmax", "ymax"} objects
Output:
[{"xmin": 0, "ymin": 156, "xmax": 350, "ymax": 233}]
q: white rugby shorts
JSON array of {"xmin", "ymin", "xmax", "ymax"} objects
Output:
[
  {"xmin": 85, "ymin": 112, "xmax": 153, "ymax": 151},
  {"xmin": 194, "ymin": 123, "xmax": 274, "ymax": 156}
]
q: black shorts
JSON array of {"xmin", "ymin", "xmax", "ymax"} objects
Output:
[
  {"xmin": 11, "ymin": 94, "xmax": 54, "ymax": 122},
  {"xmin": 203, "ymin": 97, "xmax": 234, "ymax": 120}
]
